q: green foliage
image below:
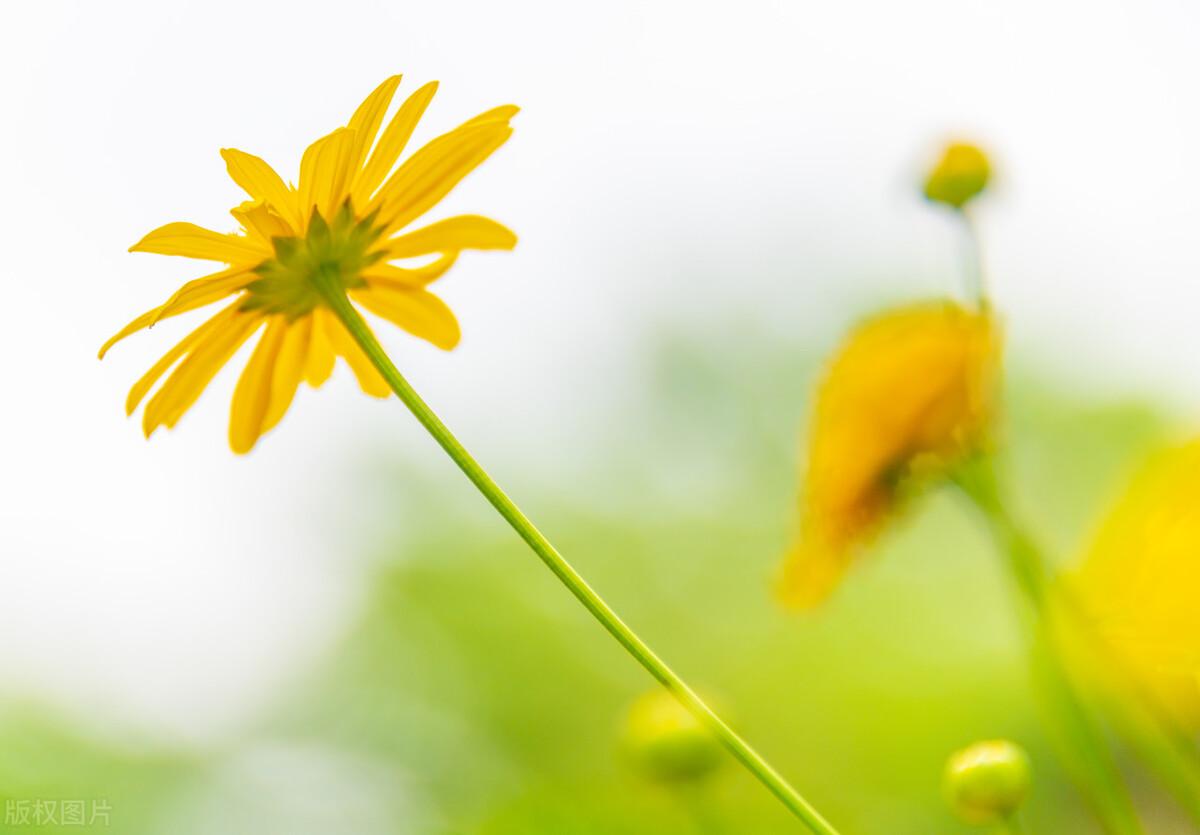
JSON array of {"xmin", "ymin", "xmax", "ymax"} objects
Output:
[{"xmin": 2, "ymin": 321, "xmax": 1184, "ymax": 833}]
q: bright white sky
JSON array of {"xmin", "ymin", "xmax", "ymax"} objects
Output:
[{"xmin": 1, "ymin": 0, "xmax": 1198, "ymax": 746}]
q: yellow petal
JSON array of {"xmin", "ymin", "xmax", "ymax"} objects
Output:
[
  {"xmin": 353, "ymin": 286, "xmax": 461, "ymax": 350},
  {"xmin": 321, "ymin": 309, "xmax": 391, "ymax": 397},
  {"xmin": 346, "ymin": 75, "xmax": 402, "ymax": 178},
  {"xmin": 384, "ymin": 215, "xmax": 517, "ymax": 259},
  {"xmin": 262, "ymin": 314, "xmax": 312, "ymax": 432},
  {"xmin": 130, "ymin": 221, "xmax": 270, "ymax": 263},
  {"xmin": 371, "ymin": 117, "xmax": 514, "ymax": 235},
  {"xmin": 778, "ymin": 540, "xmax": 853, "ymax": 611},
  {"xmin": 98, "ymin": 267, "xmax": 251, "ymax": 358},
  {"xmin": 142, "ymin": 312, "xmax": 263, "ymax": 437},
  {"xmin": 221, "ymin": 148, "xmax": 301, "ymax": 231},
  {"xmin": 124, "ymin": 302, "xmax": 241, "ymax": 415},
  {"xmin": 303, "ymin": 309, "xmax": 337, "ymax": 388},
  {"xmin": 297, "ymin": 127, "xmax": 356, "ymax": 225},
  {"xmin": 148, "ymin": 269, "xmax": 252, "ymax": 328},
  {"xmin": 363, "ymin": 253, "xmax": 459, "ymax": 289},
  {"xmin": 462, "ymin": 104, "xmax": 520, "ymax": 128},
  {"xmin": 779, "ymin": 302, "xmax": 998, "ymax": 609},
  {"xmin": 228, "ymin": 316, "xmax": 288, "ymax": 454},
  {"xmin": 1075, "ymin": 440, "xmax": 1200, "ymax": 729},
  {"xmin": 231, "ymin": 200, "xmax": 293, "ymax": 243},
  {"xmin": 353, "ymin": 80, "xmax": 439, "ymax": 204}
]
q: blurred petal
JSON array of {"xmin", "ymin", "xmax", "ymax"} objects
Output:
[
  {"xmin": 363, "ymin": 253, "xmax": 458, "ymax": 288},
  {"xmin": 125, "ymin": 302, "xmax": 241, "ymax": 415},
  {"xmin": 142, "ymin": 312, "xmax": 263, "ymax": 436},
  {"xmin": 229, "ymin": 316, "xmax": 288, "ymax": 454},
  {"xmin": 322, "ymin": 309, "xmax": 391, "ymax": 397},
  {"xmin": 385, "ymin": 215, "xmax": 517, "ymax": 259},
  {"xmin": 462, "ymin": 104, "xmax": 520, "ymax": 127},
  {"xmin": 221, "ymin": 148, "xmax": 299, "ymax": 230},
  {"xmin": 346, "ymin": 75, "xmax": 402, "ymax": 176},
  {"xmin": 779, "ymin": 302, "xmax": 998, "ymax": 608},
  {"xmin": 98, "ymin": 266, "xmax": 251, "ymax": 358},
  {"xmin": 232, "ymin": 200, "xmax": 293, "ymax": 243},
  {"xmin": 130, "ymin": 222, "xmax": 269, "ymax": 263},
  {"xmin": 262, "ymin": 314, "xmax": 312, "ymax": 432},
  {"xmin": 303, "ymin": 310, "xmax": 337, "ymax": 388},
  {"xmin": 372, "ymin": 116, "xmax": 514, "ymax": 235},
  {"xmin": 297, "ymin": 128, "xmax": 356, "ymax": 223},
  {"xmin": 353, "ymin": 286, "xmax": 460, "ymax": 350},
  {"xmin": 353, "ymin": 80, "xmax": 438, "ymax": 203},
  {"xmin": 1076, "ymin": 440, "xmax": 1200, "ymax": 729}
]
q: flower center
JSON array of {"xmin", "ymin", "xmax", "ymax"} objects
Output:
[{"xmin": 242, "ymin": 202, "xmax": 386, "ymax": 319}]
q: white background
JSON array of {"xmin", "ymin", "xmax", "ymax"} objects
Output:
[{"xmin": 1, "ymin": 0, "xmax": 1198, "ymax": 748}]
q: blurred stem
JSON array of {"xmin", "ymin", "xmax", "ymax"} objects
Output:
[
  {"xmin": 958, "ymin": 209, "xmax": 988, "ymax": 308},
  {"xmin": 316, "ymin": 276, "xmax": 842, "ymax": 835},
  {"xmin": 1091, "ymin": 645, "xmax": 1200, "ymax": 823},
  {"xmin": 998, "ymin": 813, "xmax": 1028, "ymax": 835},
  {"xmin": 953, "ymin": 455, "xmax": 1143, "ymax": 835},
  {"xmin": 677, "ymin": 783, "xmax": 725, "ymax": 835}
]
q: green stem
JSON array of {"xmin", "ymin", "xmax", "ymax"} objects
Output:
[
  {"xmin": 1052, "ymin": 582, "xmax": 1200, "ymax": 823},
  {"xmin": 677, "ymin": 783, "xmax": 726, "ymax": 835},
  {"xmin": 958, "ymin": 209, "xmax": 988, "ymax": 308},
  {"xmin": 953, "ymin": 457, "xmax": 1142, "ymax": 835},
  {"xmin": 316, "ymin": 278, "xmax": 841, "ymax": 835},
  {"xmin": 1100, "ymin": 687, "xmax": 1200, "ymax": 824},
  {"xmin": 998, "ymin": 813, "xmax": 1028, "ymax": 835}
]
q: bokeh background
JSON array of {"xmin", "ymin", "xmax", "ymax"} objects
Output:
[{"xmin": 2, "ymin": 0, "xmax": 1199, "ymax": 832}]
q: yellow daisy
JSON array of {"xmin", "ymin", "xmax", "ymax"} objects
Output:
[
  {"xmin": 100, "ymin": 75, "xmax": 517, "ymax": 453},
  {"xmin": 779, "ymin": 301, "xmax": 999, "ymax": 608},
  {"xmin": 1074, "ymin": 439, "xmax": 1200, "ymax": 730}
]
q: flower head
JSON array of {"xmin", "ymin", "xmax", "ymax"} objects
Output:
[
  {"xmin": 1075, "ymin": 439, "xmax": 1200, "ymax": 729},
  {"xmin": 779, "ymin": 302, "xmax": 999, "ymax": 608},
  {"xmin": 101, "ymin": 76, "xmax": 517, "ymax": 453},
  {"xmin": 943, "ymin": 739, "xmax": 1032, "ymax": 824},
  {"xmin": 924, "ymin": 142, "xmax": 991, "ymax": 209}
]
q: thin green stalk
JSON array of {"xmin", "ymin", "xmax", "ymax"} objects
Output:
[
  {"xmin": 998, "ymin": 813, "xmax": 1028, "ymax": 835},
  {"xmin": 958, "ymin": 209, "xmax": 988, "ymax": 308},
  {"xmin": 1104, "ymin": 694, "xmax": 1200, "ymax": 824},
  {"xmin": 953, "ymin": 457, "xmax": 1142, "ymax": 835},
  {"xmin": 315, "ymin": 276, "xmax": 841, "ymax": 835},
  {"xmin": 677, "ymin": 783, "xmax": 726, "ymax": 835}
]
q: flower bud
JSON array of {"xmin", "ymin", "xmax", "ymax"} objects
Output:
[
  {"xmin": 924, "ymin": 142, "xmax": 991, "ymax": 209},
  {"xmin": 622, "ymin": 689, "xmax": 723, "ymax": 782},
  {"xmin": 943, "ymin": 739, "xmax": 1032, "ymax": 824}
]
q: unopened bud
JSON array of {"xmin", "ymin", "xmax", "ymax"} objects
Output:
[
  {"xmin": 944, "ymin": 739, "xmax": 1031, "ymax": 824},
  {"xmin": 924, "ymin": 142, "xmax": 991, "ymax": 209},
  {"xmin": 622, "ymin": 689, "xmax": 722, "ymax": 782}
]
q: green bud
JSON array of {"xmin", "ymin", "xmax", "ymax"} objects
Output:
[
  {"xmin": 924, "ymin": 142, "xmax": 991, "ymax": 209},
  {"xmin": 622, "ymin": 690, "xmax": 723, "ymax": 783},
  {"xmin": 943, "ymin": 739, "xmax": 1032, "ymax": 824}
]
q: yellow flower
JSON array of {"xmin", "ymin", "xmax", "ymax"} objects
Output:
[
  {"xmin": 1074, "ymin": 440, "xmax": 1200, "ymax": 729},
  {"xmin": 924, "ymin": 142, "xmax": 991, "ymax": 209},
  {"xmin": 779, "ymin": 302, "xmax": 999, "ymax": 608},
  {"xmin": 100, "ymin": 76, "xmax": 517, "ymax": 453}
]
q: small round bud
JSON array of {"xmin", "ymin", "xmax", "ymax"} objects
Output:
[
  {"xmin": 923, "ymin": 142, "xmax": 991, "ymax": 209},
  {"xmin": 622, "ymin": 689, "xmax": 723, "ymax": 783},
  {"xmin": 943, "ymin": 739, "xmax": 1032, "ymax": 824}
]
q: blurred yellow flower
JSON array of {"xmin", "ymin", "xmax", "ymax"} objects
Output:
[
  {"xmin": 779, "ymin": 302, "xmax": 999, "ymax": 608},
  {"xmin": 623, "ymin": 689, "xmax": 723, "ymax": 782},
  {"xmin": 1075, "ymin": 440, "xmax": 1200, "ymax": 730},
  {"xmin": 100, "ymin": 76, "xmax": 517, "ymax": 453},
  {"xmin": 924, "ymin": 142, "xmax": 991, "ymax": 209}
]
